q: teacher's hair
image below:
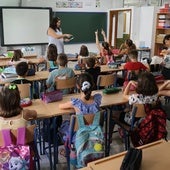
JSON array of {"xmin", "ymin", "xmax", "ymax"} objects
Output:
[{"xmin": 50, "ymin": 17, "xmax": 61, "ymax": 31}]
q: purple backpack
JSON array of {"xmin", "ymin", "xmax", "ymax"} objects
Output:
[{"xmin": 0, "ymin": 127, "xmax": 30, "ymax": 170}]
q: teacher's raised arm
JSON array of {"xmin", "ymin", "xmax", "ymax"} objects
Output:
[{"xmin": 47, "ymin": 17, "xmax": 72, "ymax": 54}]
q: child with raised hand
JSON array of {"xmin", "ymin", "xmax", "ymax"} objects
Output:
[
  {"xmin": 95, "ymin": 29, "xmax": 114, "ymax": 65},
  {"xmin": 0, "ymin": 84, "xmax": 37, "ymax": 130},
  {"xmin": 59, "ymin": 72, "xmax": 102, "ymax": 115},
  {"xmin": 47, "ymin": 44, "xmax": 58, "ymax": 72}
]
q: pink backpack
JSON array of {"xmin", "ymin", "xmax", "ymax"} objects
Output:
[{"xmin": 0, "ymin": 127, "xmax": 30, "ymax": 170}]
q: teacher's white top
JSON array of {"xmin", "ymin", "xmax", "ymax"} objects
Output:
[{"xmin": 48, "ymin": 28, "xmax": 64, "ymax": 54}]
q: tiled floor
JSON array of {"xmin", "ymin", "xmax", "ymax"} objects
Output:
[{"xmin": 39, "ymin": 119, "xmax": 170, "ymax": 170}]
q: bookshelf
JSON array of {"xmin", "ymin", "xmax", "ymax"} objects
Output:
[{"xmin": 154, "ymin": 12, "xmax": 170, "ymax": 55}]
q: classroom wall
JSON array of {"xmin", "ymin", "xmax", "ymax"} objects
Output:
[
  {"xmin": 0, "ymin": 0, "xmax": 119, "ymax": 56},
  {"xmin": 0, "ymin": 0, "xmax": 157, "ymax": 58}
]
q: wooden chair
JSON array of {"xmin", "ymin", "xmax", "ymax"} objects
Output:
[
  {"xmin": 17, "ymin": 83, "xmax": 31, "ymax": 99},
  {"xmin": 0, "ymin": 125, "xmax": 40, "ymax": 169},
  {"xmin": 55, "ymin": 77, "xmax": 76, "ymax": 90},
  {"xmin": 97, "ymin": 74, "xmax": 115, "ymax": 89},
  {"xmin": 112, "ymin": 105, "xmax": 139, "ymax": 150},
  {"xmin": 65, "ymin": 111, "xmax": 104, "ymax": 169}
]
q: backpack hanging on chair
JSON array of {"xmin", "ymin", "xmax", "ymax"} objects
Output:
[
  {"xmin": 75, "ymin": 112, "xmax": 104, "ymax": 168},
  {"xmin": 0, "ymin": 127, "xmax": 31, "ymax": 170},
  {"xmin": 131, "ymin": 103, "xmax": 167, "ymax": 147}
]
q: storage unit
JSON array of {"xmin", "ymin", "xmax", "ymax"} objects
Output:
[{"xmin": 154, "ymin": 12, "xmax": 170, "ymax": 55}]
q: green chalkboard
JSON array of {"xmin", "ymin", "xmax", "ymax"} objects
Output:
[{"xmin": 53, "ymin": 12, "xmax": 107, "ymax": 43}]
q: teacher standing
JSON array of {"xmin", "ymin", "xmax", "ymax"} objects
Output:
[{"xmin": 47, "ymin": 17, "xmax": 72, "ymax": 54}]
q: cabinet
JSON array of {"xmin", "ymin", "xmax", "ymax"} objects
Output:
[{"xmin": 154, "ymin": 12, "xmax": 170, "ymax": 55}]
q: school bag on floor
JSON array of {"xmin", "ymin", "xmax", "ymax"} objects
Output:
[
  {"xmin": 131, "ymin": 103, "xmax": 167, "ymax": 147},
  {"xmin": 0, "ymin": 127, "xmax": 30, "ymax": 170},
  {"xmin": 75, "ymin": 112, "xmax": 104, "ymax": 168}
]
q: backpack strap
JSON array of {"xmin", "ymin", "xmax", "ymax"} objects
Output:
[
  {"xmin": 92, "ymin": 112, "xmax": 100, "ymax": 126},
  {"xmin": 1, "ymin": 129, "xmax": 12, "ymax": 146},
  {"xmin": 77, "ymin": 114, "xmax": 85, "ymax": 128},
  {"xmin": 17, "ymin": 127, "xmax": 26, "ymax": 145}
]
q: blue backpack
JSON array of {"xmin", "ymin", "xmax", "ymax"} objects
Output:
[{"xmin": 75, "ymin": 112, "xmax": 104, "ymax": 168}]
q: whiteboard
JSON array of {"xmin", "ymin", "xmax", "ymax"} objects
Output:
[{"xmin": 1, "ymin": 7, "xmax": 51, "ymax": 46}]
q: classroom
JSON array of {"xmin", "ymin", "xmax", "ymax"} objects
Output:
[{"xmin": 0, "ymin": 0, "xmax": 170, "ymax": 170}]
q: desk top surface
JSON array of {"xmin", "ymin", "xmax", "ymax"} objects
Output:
[
  {"xmin": 74, "ymin": 65, "xmax": 123, "ymax": 75},
  {"xmin": 87, "ymin": 140, "xmax": 170, "ymax": 170},
  {"xmin": 27, "ymin": 90, "xmax": 127, "ymax": 119}
]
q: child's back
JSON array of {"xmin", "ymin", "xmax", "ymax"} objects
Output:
[
  {"xmin": 59, "ymin": 73, "xmax": 102, "ymax": 114},
  {"xmin": 0, "ymin": 84, "xmax": 37, "ymax": 131},
  {"xmin": 46, "ymin": 53, "xmax": 75, "ymax": 93}
]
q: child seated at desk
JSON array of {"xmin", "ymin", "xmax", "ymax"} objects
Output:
[
  {"xmin": 0, "ymin": 84, "xmax": 37, "ymax": 130},
  {"xmin": 8, "ymin": 49, "xmax": 28, "ymax": 65},
  {"xmin": 12, "ymin": 62, "xmax": 32, "ymax": 85},
  {"xmin": 95, "ymin": 29, "xmax": 114, "ymax": 65},
  {"xmin": 120, "ymin": 72, "xmax": 158, "ymax": 126},
  {"xmin": 47, "ymin": 44, "xmax": 58, "ymax": 72},
  {"xmin": 59, "ymin": 73, "xmax": 102, "ymax": 141},
  {"xmin": 123, "ymin": 50, "xmax": 149, "ymax": 84},
  {"xmin": 11, "ymin": 62, "xmax": 37, "ymax": 99},
  {"xmin": 85, "ymin": 57, "xmax": 101, "ymax": 90},
  {"xmin": 74, "ymin": 45, "xmax": 89, "ymax": 70},
  {"xmin": 59, "ymin": 72, "xmax": 102, "ymax": 114},
  {"xmin": 46, "ymin": 53, "xmax": 75, "ymax": 93}
]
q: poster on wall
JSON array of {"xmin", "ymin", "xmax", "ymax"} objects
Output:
[{"xmin": 56, "ymin": 0, "xmax": 100, "ymax": 8}]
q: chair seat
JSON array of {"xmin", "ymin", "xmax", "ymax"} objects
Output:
[{"xmin": 112, "ymin": 116, "xmax": 131, "ymax": 132}]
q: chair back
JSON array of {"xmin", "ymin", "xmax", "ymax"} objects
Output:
[
  {"xmin": 0, "ymin": 125, "xmax": 35, "ymax": 146},
  {"xmin": 134, "ymin": 104, "xmax": 146, "ymax": 118},
  {"xmin": 17, "ymin": 83, "xmax": 31, "ymax": 99},
  {"xmin": 70, "ymin": 111, "xmax": 104, "ymax": 132},
  {"xmin": 97, "ymin": 74, "xmax": 115, "ymax": 88},
  {"xmin": 55, "ymin": 77, "xmax": 76, "ymax": 90}
]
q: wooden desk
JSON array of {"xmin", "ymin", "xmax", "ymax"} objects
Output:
[
  {"xmin": 27, "ymin": 90, "xmax": 127, "ymax": 119},
  {"xmin": 0, "ymin": 57, "xmax": 46, "ymax": 70},
  {"xmin": 74, "ymin": 65, "xmax": 123, "ymax": 75},
  {"xmin": 0, "ymin": 70, "xmax": 49, "ymax": 85},
  {"xmin": 87, "ymin": 140, "xmax": 170, "ymax": 170}
]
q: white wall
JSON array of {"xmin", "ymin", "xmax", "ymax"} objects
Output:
[{"xmin": 0, "ymin": 0, "xmax": 157, "ymax": 57}]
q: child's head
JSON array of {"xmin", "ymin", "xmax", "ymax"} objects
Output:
[
  {"xmin": 47, "ymin": 44, "xmax": 58, "ymax": 61},
  {"xmin": 0, "ymin": 84, "xmax": 22, "ymax": 118},
  {"xmin": 57, "ymin": 53, "xmax": 68, "ymax": 67},
  {"xmin": 102, "ymin": 42, "xmax": 109, "ymax": 51},
  {"xmin": 76, "ymin": 73, "xmax": 94, "ymax": 100},
  {"xmin": 125, "ymin": 39, "xmax": 133, "ymax": 48},
  {"xmin": 136, "ymin": 72, "xmax": 158, "ymax": 96},
  {"xmin": 16, "ymin": 62, "xmax": 28, "ymax": 77},
  {"xmin": 79, "ymin": 45, "xmax": 89, "ymax": 56},
  {"xmin": 86, "ymin": 57, "xmax": 96, "ymax": 68},
  {"xmin": 128, "ymin": 50, "xmax": 138, "ymax": 61},
  {"xmin": 12, "ymin": 49, "xmax": 23, "ymax": 62},
  {"xmin": 163, "ymin": 34, "xmax": 170, "ymax": 47}
]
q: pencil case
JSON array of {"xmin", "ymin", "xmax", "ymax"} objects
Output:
[
  {"xmin": 103, "ymin": 87, "xmax": 121, "ymax": 94},
  {"xmin": 41, "ymin": 90, "xmax": 63, "ymax": 103}
]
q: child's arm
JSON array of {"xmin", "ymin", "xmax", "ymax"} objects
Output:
[
  {"xmin": 23, "ymin": 109, "xmax": 37, "ymax": 120},
  {"xmin": 95, "ymin": 30, "xmax": 101, "ymax": 52},
  {"xmin": 101, "ymin": 29, "xmax": 107, "ymax": 42},
  {"xmin": 59, "ymin": 101, "xmax": 73, "ymax": 109},
  {"xmin": 123, "ymin": 80, "xmax": 137, "ymax": 100},
  {"xmin": 158, "ymin": 80, "xmax": 170, "ymax": 96}
]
